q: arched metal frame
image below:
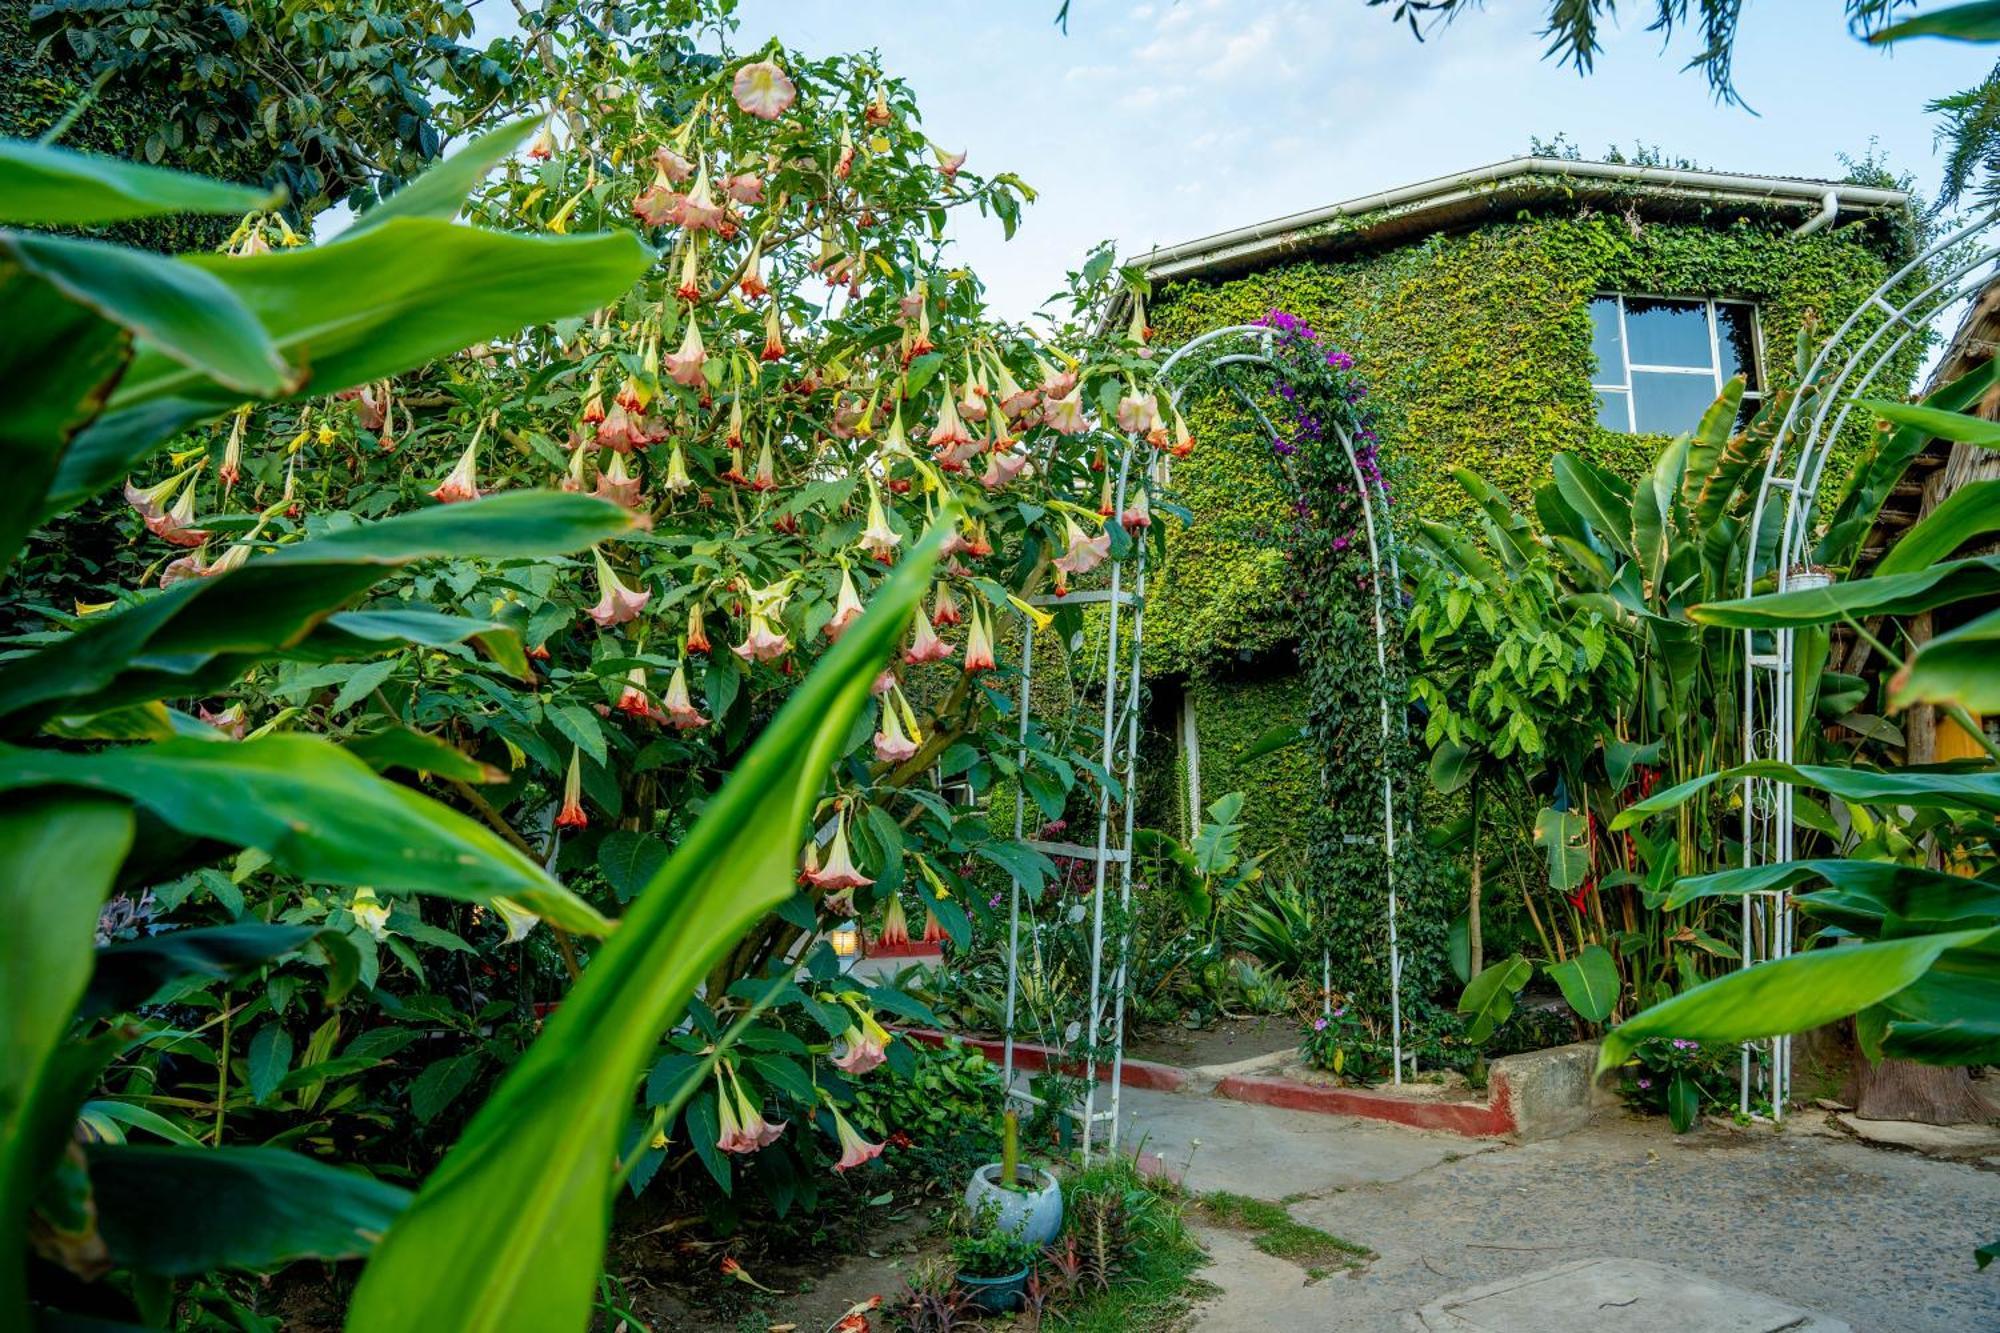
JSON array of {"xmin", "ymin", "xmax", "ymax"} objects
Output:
[
  {"xmin": 1740, "ymin": 206, "xmax": 2000, "ymax": 1119},
  {"xmin": 1155, "ymin": 323, "xmax": 1411, "ymax": 1083}
]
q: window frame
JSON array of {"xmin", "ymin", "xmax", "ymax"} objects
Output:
[{"xmin": 1590, "ymin": 293, "xmax": 1765, "ymax": 435}]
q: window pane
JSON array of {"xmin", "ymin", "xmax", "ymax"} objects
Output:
[
  {"xmin": 1589, "ymin": 297, "xmax": 1625, "ymax": 384},
  {"xmin": 1632, "ymin": 372, "xmax": 1721, "ymax": 434},
  {"xmin": 1716, "ymin": 303, "xmax": 1760, "ymax": 390},
  {"xmin": 1595, "ymin": 388, "xmax": 1630, "ymax": 431},
  {"xmin": 1624, "ymin": 297, "xmax": 1712, "ymax": 368}
]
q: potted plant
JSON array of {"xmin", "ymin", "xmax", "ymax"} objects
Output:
[
  {"xmin": 963, "ymin": 1110, "xmax": 1063, "ymax": 1246},
  {"xmin": 951, "ymin": 1201, "xmax": 1041, "ymax": 1314}
]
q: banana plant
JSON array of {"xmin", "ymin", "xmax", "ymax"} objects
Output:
[{"xmin": 1, "ymin": 130, "xmax": 652, "ymax": 1327}]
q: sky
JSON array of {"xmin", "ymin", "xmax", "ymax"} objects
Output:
[{"xmin": 680, "ymin": 0, "xmax": 2000, "ymax": 322}]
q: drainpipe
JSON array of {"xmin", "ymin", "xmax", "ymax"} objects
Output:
[{"xmin": 1791, "ymin": 188, "xmax": 1841, "ymax": 237}]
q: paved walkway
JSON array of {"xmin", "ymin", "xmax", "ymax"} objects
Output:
[{"xmin": 1109, "ymin": 1088, "xmax": 2000, "ymax": 1332}]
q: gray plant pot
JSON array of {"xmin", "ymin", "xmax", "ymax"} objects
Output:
[
  {"xmin": 963, "ymin": 1162, "xmax": 1062, "ymax": 1248},
  {"xmin": 956, "ymin": 1263, "xmax": 1030, "ymax": 1314}
]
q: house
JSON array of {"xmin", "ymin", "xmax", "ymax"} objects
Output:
[{"xmin": 1134, "ymin": 155, "xmax": 1920, "ymax": 864}]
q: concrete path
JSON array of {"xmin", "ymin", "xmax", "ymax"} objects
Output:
[{"xmin": 1111, "ymin": 1087, "xmax": 2000, "ymax": 1333}]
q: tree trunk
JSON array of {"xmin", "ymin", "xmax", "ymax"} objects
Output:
[
  {"xmin": 1845, "ymin": 1057, "xmax": 1995, "ymax": 1124},
  {"xmin": 1466, "ymin": 774, "xmax": 1483, "ymax": 978}
]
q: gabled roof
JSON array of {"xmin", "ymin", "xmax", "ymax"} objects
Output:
[{"xmin": 1136, "ymin": 156, "xmax": 1912, "ymax": 285}]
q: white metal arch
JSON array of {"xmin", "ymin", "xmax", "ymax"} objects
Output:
[
  {"xmin": 1739, "ymin": 206, "xmax": 2000, "ymax": 1117},
  {"xmin": 1154, "ymin": 323, "xmax": 1412, "ymax": 1082}
]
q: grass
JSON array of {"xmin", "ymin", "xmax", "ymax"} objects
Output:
[
  {"xmin": 1044, "ymin": 1158, "xmax": 1213, "ymax": 1333},
  {"xmin": 1195, "ymin": 1191, "xmax": 1374, "ymax": 1274}
]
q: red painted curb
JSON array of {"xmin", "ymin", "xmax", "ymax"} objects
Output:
[
  {"xmin": 898, "ymin": 1028, "xmax": 1190, "ymax": 1093},
  {"xmin": 1215, "ymin": 1069, "xmax": 1518, "ymax": 1138},
  {"xmin": 865, "ymin": 940, "xmax": 943, "ymax": 959}
]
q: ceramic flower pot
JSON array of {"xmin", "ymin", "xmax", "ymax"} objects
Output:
[
  {"xmin": 963, "ymin": 1162, "xmax": 1062, "ymax": 1248},
  {"xmin": 955, "ymin": 1264, "xmax": 1030, "ymax": 1314}
]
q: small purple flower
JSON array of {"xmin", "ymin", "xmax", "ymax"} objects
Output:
[
  {"xmin": 1637, "ymin": 1077, "xmax": 1653, "ymax": 1090},
  {"xmin": 1313, "ymin": 1016, "xmax": 1329, "ymax": 1031},
  {"xmin": 1332, "ymin": 1006, "xmax": 1347, "ymax": 1019}
]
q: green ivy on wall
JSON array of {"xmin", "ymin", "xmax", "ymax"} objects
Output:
[{"xmin": 1146, "ymin": 211, "xmax": 1918, "ymax": 675}]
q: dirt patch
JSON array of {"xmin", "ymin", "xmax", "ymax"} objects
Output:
[
  {"xmin": 1126, "ymin": 1015, "xmax": 1297, "ymax": 1068},
  {"xmin": 1278, "ymin": 1059, "xmax": 1480, "ymax": 1101}
]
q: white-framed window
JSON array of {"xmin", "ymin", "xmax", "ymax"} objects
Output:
[{"xmin": 1589, "ymin": 295, "xmax": 1763, "ymax": 435}]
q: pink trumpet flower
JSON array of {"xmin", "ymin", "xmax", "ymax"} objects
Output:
[
  {"xmin": 1054, "ymin": 516, "xmax": 1112, "ymax": 576},
  {"xmin": 716, "ymin": 1072, "xmax": 760, "ymax": 1154},
  {"xmin": 1037, "ymin": 352, "xmax": 1078, "ymax": 400},
  {"xmin": 722, "ymin": 171, "xmax": 765, "ymax": 204},
  {"xmin": 588, "ymin": 551, "xmax": 650, "ymax": 627},
  {"xmin": 726, "ymin": 1064, "xmax": 786, "ymax": 1148},
  {"xmin": 1042, "ymin": 387, "xmax": 1087, "ymax": 435},
  {"xmin": 653, "ymin": 143, "xmax": 696, "ymax": 183},
  {"xmin": 615, "ymin": 667, "xmax": 652, "ymax": 718},
  {"xmin": 661, "ymin": 663, "xmax": 708, "ymax": 730},
  {"xmin": 963, "ymin": 604, "xmax": 996, "ymax": 674},
  {"xmin": 922, "ymin": 907, "xmax": 947, "ymax": 945},
  {"xmin": 662, "ymin": 320, "xmax": 707, "ymax": 387},
  {"xmin": 671, "ymin": 167, "xmax": 726, "ymax": 231},
  {"xmin": 873, "ymin": 699, "xmax": 918, "ymax": 763},
  {"xmin": 858, "ymin": 487, "xmax": 902, "ymax": 563},
  {"xmin": 732, "ymin": 59, "xmax": 798, "ymax": 120},
  {"xmin": 805, "ymin": 818, "xmax": 873, "ymax": 891},
  {"xmin": 1115, "ymin": 390, "xmax": 1157, "ymax": 434},
  {"xmin": 632, "ymin": 165, "xmax": 685, "ymax": 228},
  {"xmin": 560, "ymin": 443, "xmax": 588, "ymax": 493},
  {"xmin": 732, "ymin": 609, "xmax": 791, "ymax": 663},
  {"xmin": 829, "ymin": 1105, "xmax": 884, "ymax": 1173},
  {"xmin": 902, "ymin": 607, "xmax": 952, "ymax": 665},
  {"xmin": 927, "ymin": 388, "xmax": 972, "ymax": 451},
  {"xmin": 1122, "ymin": 486, "xmax": 1153, "ymax": 531},
  {"xmin": 144, "ymin": 473, "xmax": 212, "ymax": 548},
  {"xmin": 554, "ymin": 744, "xmax": 588, "ymax": 829},
  {"xmin": 877, "ymin": 894, "xmax": 910, "ymax": 949},
  {"xmin": 930, "ymin": 582, "xmax": 962, "ymax": 628},
  {"xmin": 430, "ymin": 436, "xmax": 481, "ymax": 504},
  {"xmin": 932, "ymin": 143, "xmax": 967, "ymax": 181},
  {"xmin": 825, "ymin": 567, "xmax": 865, "ymax": 641},
  {"xmin": 980, "ymin": 448, "xmax": 1027, "ymax": 490}
]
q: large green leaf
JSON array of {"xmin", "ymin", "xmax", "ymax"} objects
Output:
[
  {"xmin": 0, "ymin": 797, "xmax": 134, "ymax": 1325},
  {"xmin": 344, "ymin": 518, "xmax": 950, "ymax": 1333},
  {"xmin": 0, "ymin": 493, "xmax": 632, "ymax": 727},
  {"xmin": 1892, "ymin": 607, "xmax": 2000, "ymax": 714},
  {"xmin": 81, "ymin": 924, "xmax": 328, "ymax": 1019},
  {"xmin": 45, "ymin": 219, "xmax": 653, "ymax": 517},
  {"xmin": 1875, "ymin": 479, "xmax": 2000, "ymax": 577},
  {"xmin": 1662, "ymin": 857, "xmax": 1997, "ymax": 924},
  {"xmin": 1631, "ymin": 435, "xmax": 1686, "ymax": 595},
  {"xmin": 1533, "ymin": 806, "xmax": 1589, "ymax": 891},
  {"xmin": 1877, "ymin": 952, "xmax": 2000, "ymax": 1064},
  {"xmin": 1597, "ymin": 928, "xmax": 1997, "ymax": 1074},
  {"xmin": 0, "ymin": 736, "xmax": 608, "ymax": 935},
  {"xmin": 1456, "ymin": 954, "xmax": 1531, "ymax": 1044},
  {"xmin": 1545, "ymin": 942, "xmax": 1618, "ymax": 1023},
  {"xmin": 343, "ymin": 118, "xmax": 538, "ymax": 237},
  {"xmin": 1615, "ymin": 762, "xmax": 2000, "ymax": 828},
  {"xmin": 1857, "ymin": 397, "xmax": 2000, "ymax": 446},
  {"xmin": 1690, "ymin": 556, "xmax": 2000, "ymax": 629},
  {"xmin": 3, "ymin": 232, "xmax": 291, "ymax": 398},
  {"xmin": 1551, "ymin": 454, "xmax": 1634, "ymax": 557},
  {"xmin": 0, "ymin": 138, "xmax": 280, "ymax": 225},
  {"xmin": 85, "ymin": 1144, "xmax": 408, "ymax": 1276},
  {"xmin": 1873, "ymin": 1, "xmax": 2000, "ymax": 42}
]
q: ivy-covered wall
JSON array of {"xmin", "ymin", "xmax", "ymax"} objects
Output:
[{"xmin": 1137, "ymin": 202, "xmax": 1920, "ymax": 929}]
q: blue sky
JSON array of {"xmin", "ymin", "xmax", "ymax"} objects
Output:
[{"xmin": 708, "ymin": 0, "xmax": 1994, "ymax": 321}]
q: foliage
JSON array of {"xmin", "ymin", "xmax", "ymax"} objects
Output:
[
  {"xmin": 1299, "ymin": 1005, "xmax": 1394, "ymax": 1084},
  {"xmin": 1613, "ymin": 1037, "xmax": 1736, "ymax": 1132},
  {"xmin": 951, "ymin": 1199, "xmax": 1038, "ymax": 1279},
  {"xmin": 847, "ymin": 1037, "xmax": 1006, "ymax": 1193},
  {"xmin": 1195, "ymin": 1191, "xmax": 1372, "ymax": 1274}
]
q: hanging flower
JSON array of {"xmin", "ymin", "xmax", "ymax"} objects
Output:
[
  {"xmin": 632, "ymin": 164, "xmax": 685, "ymax": 227},
  {"xmin": 687, "ymin": 601, "xmax": 712, "ymax": 655},
  {"xmin": 653, "ymin": 142, "xmax": 696, "ymax": 182},
  {"xmin": 1042, "ymin": 387, "xmax": 1087, "ymax": 435},
  {"xmin": 615, "ymin": 666, "xmax": 651, "ymax": 718},
  {"xmin": 1115, "ymin": 389, "xmax": 1156, "ymax": 434},
  {"xmin": 1097, "ymin": 474, "xmax": 1115, "ymax": 518},
  {"xmin": 1037, "ymin": 352, "xmax": 1078, "ymax": 399},
  {"xmin": 662, "ymin": 443, "xmax": 694, "ymax": 494},
  {"xmin": 931, "ymin": 142, "xmax": 967, "ymax": 181},
  {"xmin": 581, "ymin": 369, "xmax": 607, "ymax": 424},
  {"xmin": 750, "ymin": 440, "xmax": 777, "ymax": 491},
  {"xmin": 661, "ymin": 663, "xmax": 708, "ymax": 730},
  {"xmin": 963, "ymin": 603, "xmax": 996, "ymax": 674},
  {"xmin": 671, "ymin": 166, "xmax": 726, "ymax": 231},
  {"xmin": 877, "ymin": 895, "xmax": 910, "ymax": 949},
  {"xmin": 218, "ymin": 407, "xmax": 248, "ymax": 490},
  {"xmin": 560, "ymin": 443, "xmax": 588, "ymax": 494},
  {"xmin": 806, "ymin": 817, "xmax": 874, "ymax": 892},
  {"xmin": 726, "ymin": 1064, "xmax": 786, "ymax": 1149},
  {"xmin": 722, "ymin": 171, "xmax": 764, "ymax": 205},
  {"xmin": 588, "ymin": 551, "xmax": 650, "ymax": 627},
  {"xmin": 898, "ymin": 284, "xmax": 926, "ymax": 322},
  {"xmin": 931, "ymin": 581, "xmax": 962, "ymax": 627},
  {"xmin": 1121, "ymin": 486, "xmax": 1153, "ymax": 531},
  {"xmin": 835, "ymin": 125, "xmax": 856, "ymax": 180},
  {"xmin": 732, "ymin": 608, "xmax": 790, "ymax": 663},
  {"xmin": 675, "ymin": 242, "xmax": 702, "ymax": 303},
  {"xmin": 527, "ymin": 124, "xmax": 555, "ymax": 160},
  {"xmin": 921, "ymin": 907, "xmax": 947, "ymax": 945},
  {"xmin": 927, "ymin": 387, "xmax": 972, "ymax": 452},
  {"xmin": 431, "ymin": 434, "xmax": 482, "ymax": 504},
  {"xmin": 740, "ymin": 237, "xmax": 769, "ymax": 299},
  {"xmin": 198, "ymin": 702, "xmax": 247, "ymax": 739},
  {"xmin": 554, "ymin": 745, "xmax": 588, "ymax": 829},
  {"xmin": 903, "ymin": 607, "xmax": 952, "ymax": 665},
  {"xmin": 1053, "ymin": 516, "xmax": 1111, "ymax": 576},
  {"xmin": 873, "ymin": 690, "xmax": 919, "ymax": 763},
  {"xmin": 716, "ymin": 1071, "xmax": 759, "ymax": 1154},
  {"xmin": 982, "ymin": 448, "xmax": 1028, "ymax": 491},
  {"xmin": 663, "ymin": 321, "xmax": 707, "ymax": 387},
  {"xmin": 825, "ymin": 566, "xmax": 865, "ymax": 641},
  {"xmin": 761, "ymin": 302, "xmax": 786, "ymax": 362},
  {"xmin": 732, "ymin": 58, "xmax": 798, "ymax": 120},
  {"xmin": 350, "ymin": 888, "xmax": 391, "ymax": 941},
  {"xmin": 858, "ymin": 486, "xmax": 902, "ymax": 563},
  {"xmin": 828, "ymin": 1105, "xmax": 884, "ymax": 1172},
  {"xmin": 597, "ymin": 402, "xmax": 646, "ymax": 452},
  {"xmin": 151, "ymin": 474, "xmax": 212, "ymax": 548},
  {"xmin": 992, "ymin": 356, "xmax": 1038, "ymax": 420},
  {"xmin": 964, "ymin": 520, "xmax": 994, "ymax": 559},
  {"xmin": 1168, "ymin": 407, "xmax": 1197, "ymax": 458}
]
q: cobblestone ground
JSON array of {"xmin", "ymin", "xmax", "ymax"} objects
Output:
[{"xmin": 1181, "ymin": 1108, "xmax": 2000, "ymax": 1332}]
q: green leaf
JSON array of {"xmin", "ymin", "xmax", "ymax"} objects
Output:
[
  {"xmin": 346, "ymin": 725, "xmax": 504, "ymax": 785},
  {"xmin": 1427, "ymin": 737, "xmax": 1474, "ymax": 794},
  {"xmin": 0, "ymin": 797, "xmax": 134, "ymax": 1326},
  {"xmin": 0, "ymin": 493, "xmax": 633, "ymax": 726},
  {"xmin": 1242, "ymin": 723, "xmax": 1308, "ymax": 761},
  {"xmin": 597, "ymin": 831, "xmax": 669, "ymax": 905},
  {"xmin": 1666, "ymin": 1072, "xmax": 1699, "ymax": 1132},
  {"xmin": 47, "ymin": 219, "xmax": 654, "ymax": 516},
  {"xmin": 85, "ymin": 1144, "xmax": 408, "ymax": 1276},
  {"xmin": 1618, "ymin": 761, "xmax": 2000, "ymax": 829},
  {"xmin": 1892, "ymin": 607, "xmax": 2000, "ymax": 713},
  {"xmin": 1857, "ymin": 398, "xmax": 2000, "ymax": 444},
  {"xmin": 345, "ymin": 118, "xmax": 538, "ymax": 237},
  {"xmin": 1692, "ymin": 556, "xmax": 2000, "ymax": 629},
  {"xmin": 0, "ymin": 139, "xmax": 281, "ymax": 225},
  {"xmin": 549, "ymin": 703, "xmax": 607, "ymax": 767},
  {"xmin": 1663, "ymin": 858, "xmax": 2000, "ymax": 930},
  {"xmin": 1533, "ymin": 806, "xmax": 1589, "ymax": 892},
  {"xmin": 246, "ymin": 1025, "xmax": 294, "ymax": 1105},
  {"xmin": 1550, "ymin": 454, "xmax": 1634, "ymax": 557},
  {"xmin": 343, "ymin": 514, "xmax": 951, "ymax": 1333},
  {"xmin": 1596, "ymin": 928, "xmax": 1997, "ymax": 1075},
  {"xmin": 0, "ymin": 736, "xmax": 608, "ymax": 936},
  {"xmin": 1545, "ymin": 943, "xmax": 1618, "ymax": 1023},
  {"xmin": 1876, "ymin": 479, "xmax": 2000, "ymax": 576},
  {"xmin": 83, "ymin": 924, "xmax": 323, "ymax": 1019},
  {"xmin": 1457, "ymin": 954, "xmax": 1531, "ymax": 1043}
]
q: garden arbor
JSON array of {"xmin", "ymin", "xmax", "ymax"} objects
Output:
[
  {"xmin": 1738, "ymin": 206, "xmax": 2000, "ymax": 1118},
  {"xmin": 996, "ymin": 321, "xmax": 1413, "ymax": 1162}
]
